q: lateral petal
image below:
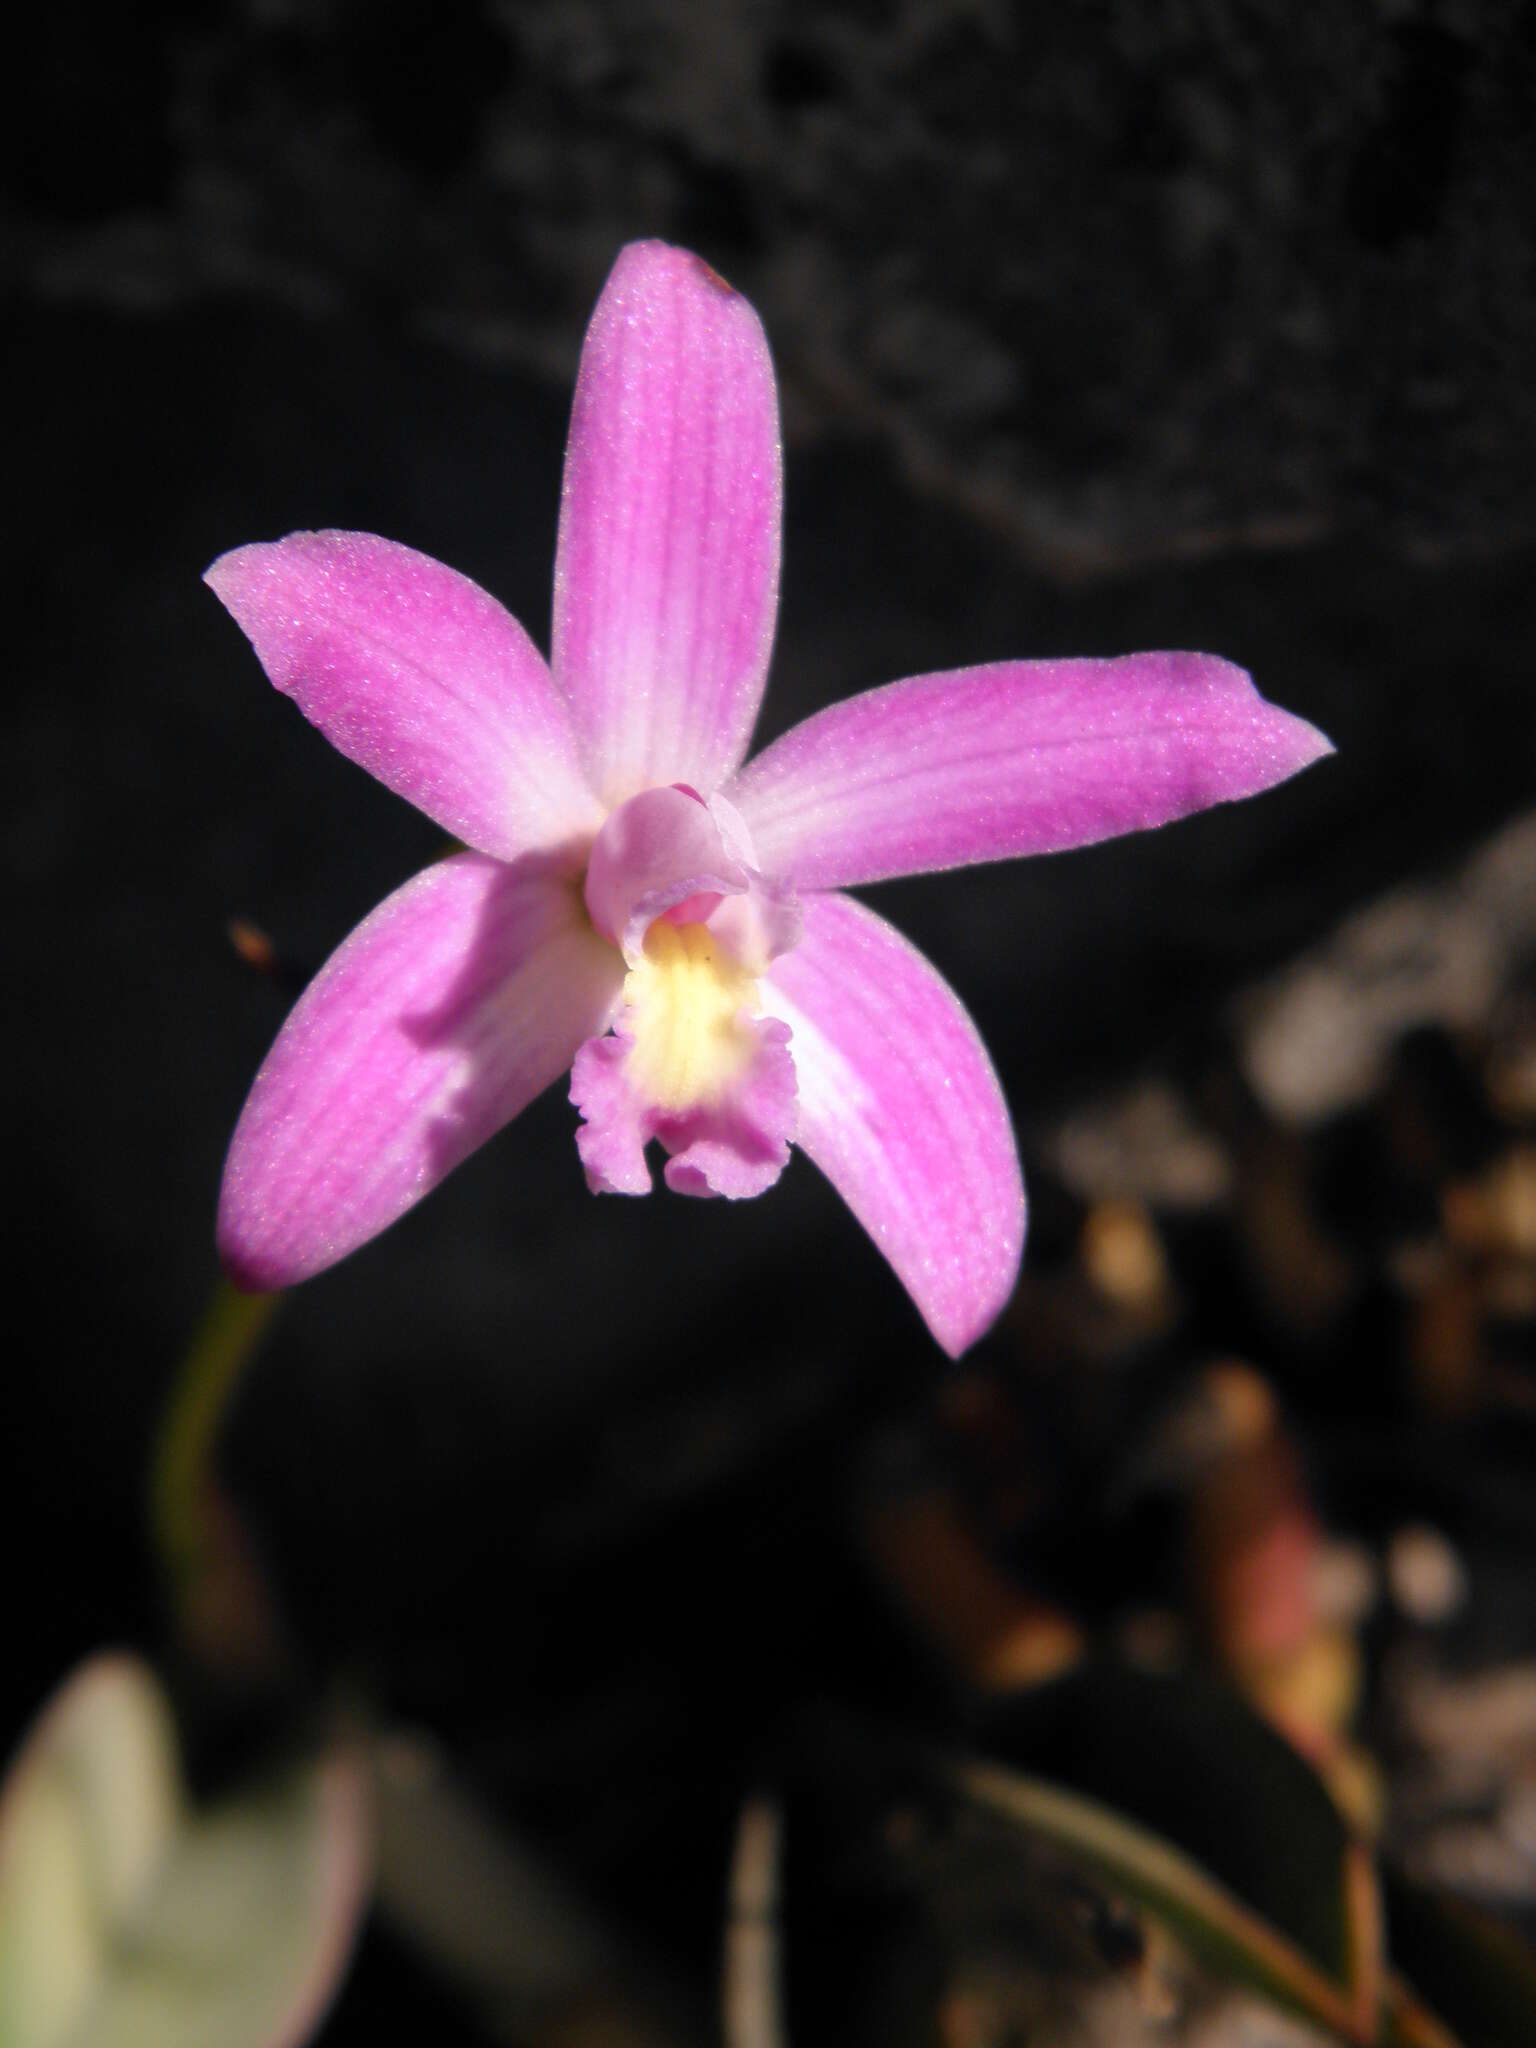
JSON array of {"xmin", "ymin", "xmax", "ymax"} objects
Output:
[
  {"xmin": 763, "ymin": 891, "xmax": 1024, "ymax": 1357},
  {"xmin": 218, "ymin": 852, "xmax": 625, "ymax": 1289},
  {"xmin": 730, "ymin": 653, "xmax": 1333, "ymax": 889},
  {"xmin": 551, "ymin": 241, "xmax": 782, "ymax": 804},
  {"xmin": 206, "ymin": 531, "xmax": 602, "ymax": 860}
]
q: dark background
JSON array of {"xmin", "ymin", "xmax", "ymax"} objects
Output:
[{"xmin": 5, "ymin": 2, "xmax": 1536, "ymax": 2038}]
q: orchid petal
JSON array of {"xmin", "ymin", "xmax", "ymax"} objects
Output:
[
  {"xmin": 730, "ymin": 653, "xmax": 1333, "ymax": 889},
  {"xmin": 763, "ymin": 892, "xmax": 1024, "ymax": 1357},
  {"xmin": 552, "ymin": 241, "xmax": 782, "ymax": 804},
  {"xmin": 206, "ymin": 532, "xmax": 602, "ymax": 861},
  {"xmin": 219, "ymin": 853, "xmax": 625, "ymax": 1289}
]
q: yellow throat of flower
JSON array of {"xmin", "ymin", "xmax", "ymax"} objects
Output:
[{"xmin": 623, "ymin": 921, "xmax": 759, "ymax": 1112}]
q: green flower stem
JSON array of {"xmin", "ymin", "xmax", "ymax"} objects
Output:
[{"xmin": 150, "ymin": 1280, "xmax": 281, "ymax": 1618}]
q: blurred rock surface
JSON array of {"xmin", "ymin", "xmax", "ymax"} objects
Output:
[{"xmin": 5, "ymin": 1, "xmax": 1535, "ymax": 569}]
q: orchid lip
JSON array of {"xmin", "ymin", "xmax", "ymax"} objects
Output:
[
  {"xmin": 620, "ymin": 918, "xmax": 764, "ymax": 1113},
  {"xmin": 577, "ymin": 784, "xmax": 801, "ymax": 1125},
  {"xmin": 569, "ymin": 780, "xmax": 803, "ymax": 1197}
]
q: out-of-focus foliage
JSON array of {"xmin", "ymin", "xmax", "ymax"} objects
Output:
[
  {"xmin": 0, "ymin": 1656, "xmax": 367, "ymax": 2048},
  {"xmin": 743, "ymin": 1700, "xmax": 1535, "ymax": 2046}
]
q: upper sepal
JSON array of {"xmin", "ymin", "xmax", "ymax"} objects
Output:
[{"xmin": 552, "ymin": 242, "xmax": 783, "ymax": 804}]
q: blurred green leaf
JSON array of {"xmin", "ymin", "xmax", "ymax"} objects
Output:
[
  {"xmin": 778, "ymin": 1713, "xmax": 1407, "ymax": 2045},
  {"xmin": 978, "ymin": 1659, "xmax": 1364, "ymax": 1986},
  {"xmin": 1380, "ymin": 1867, "xmax": 1536, "ymax": 2048},
  {"xmin": 0, "ymin": 1654, "xmax": 368, "ymax": 2048},
  {"xmin": 952, "ymin": 1755, "xmax": 1382, "ymax": 2040}
]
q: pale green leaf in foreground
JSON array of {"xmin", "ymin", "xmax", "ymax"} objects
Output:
[{"xmin": 0, "ymin": 1654, "xmax": 368, "ymax": 2048}]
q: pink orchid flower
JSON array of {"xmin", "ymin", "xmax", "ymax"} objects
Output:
[{"xmin": 207, "ymin": 240, "xmax": 1331, "ymax": 1356}]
